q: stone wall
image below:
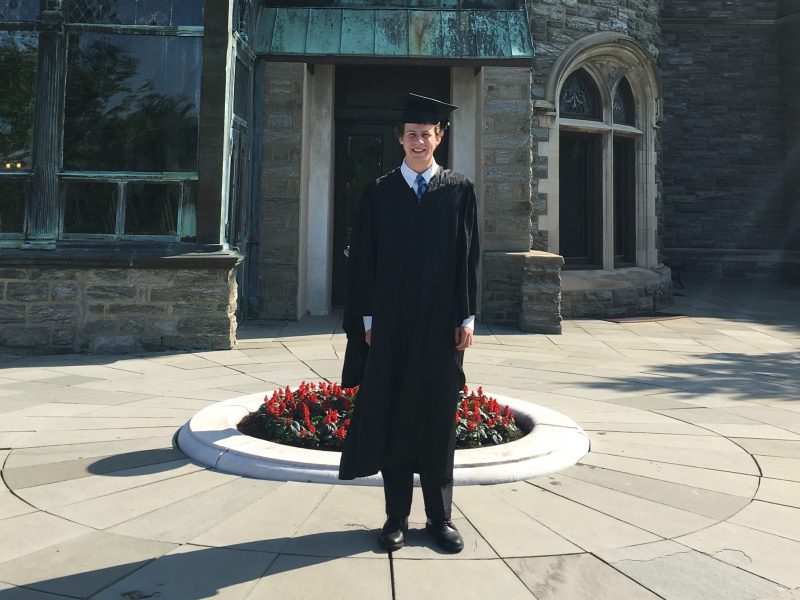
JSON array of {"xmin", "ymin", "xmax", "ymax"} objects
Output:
[
  {"xmin": 780, "ymin": 1, "xmax": 800, "ymax": 255},
  {"xmin": 526, "ymin": 0, "xmax": 662, "ymax": 253},
  {"xmin": 561, "ymin": 266, "xmax": 672, "ymax": 318},
  {"xmin": 259, "ymin": 62, "xmax": 305, "ymax": 319},
  {"xmin": 0, "ymin": 257, "xmax": 238, "ymax": 353},
  {"xmin": 483, "ymin": 251, "xmax": 563, "ymax": 333},
  {"xmin": 660, "ymin": 1, "xmax": 785, "ymax": 261}
]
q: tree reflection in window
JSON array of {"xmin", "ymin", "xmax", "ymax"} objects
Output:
[
  {"xmin": 63, "ymin": 180, "xmax": 118, "ymax": 235},
  {"xmin": 0, "ymin": 31, "xmax": 37, "ymax": 170},
  {"xmin": 613, "ymin": 77, "xmax": 635, "ymax": 126},
  {"xmin": 0, "ymin": 0, "xmax": 38, "ymax": 22},
  {"xmin": 559, "ymin": 70, "xmax": 601, "ymax": 121},
  {"xmin": 66, "ymin": 0, "xmax": 203, "ymax": 26},
  {"xmin": 63, "ymin": 33, "xmax": 201, "ymax": 172}
]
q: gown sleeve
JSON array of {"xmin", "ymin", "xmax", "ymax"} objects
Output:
[
  {"xmin": 453, "ymin": 180, "xmax": 480, "ymax": 327},
  {"xmin": 340, "ymin": 182, "xmax": 377, "ymax": 388}
]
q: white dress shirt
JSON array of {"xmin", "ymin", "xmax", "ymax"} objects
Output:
[{"xmin": 363, "ymin": 160, "xmax": 476, "ymax": 333}]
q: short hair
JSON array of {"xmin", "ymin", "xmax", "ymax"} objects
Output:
[{"xmin": 395, "ymin": 122, "xmax": 446, "ymax": 140}]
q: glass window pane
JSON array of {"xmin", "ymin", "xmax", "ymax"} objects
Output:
[
  {"xmin": 66, "ymin": 0, "xmax": 203, "ymax": 26},
  {"xmin": 234, "ymin": 59, "xmax": 250, "ymax": 119},
  {"xmin": 0, "ymin": 0, "xmax": 38, "ymax": 21},
  {"xmin": 124, "ymin": 182, "xmax": 179, "ymax": 236},
  {"xmin": 63, "ymin": 180, "xmax": 118, "ymax": 234},
  {"xmin": 559, "ymin": 70, "xmax": 601, "ymax": 121},
  {"xmin": 0, "ymin": 177, "xmax": 26, "ymax": 233},
  {"xmin": 64, "ymin": 33, "xmax": 201, "ymax": 172},
  {"xmin": 0, "ymin": 31, "xmax": 37, "ymax": 171},
  {"xmin": 613, "ymin": 77, "xmax": 635, "ymax": 126}
]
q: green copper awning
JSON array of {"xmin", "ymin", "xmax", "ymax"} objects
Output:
[{"xmin": 253, "ymin": 7, "xmax": 534, "ymax": 64}]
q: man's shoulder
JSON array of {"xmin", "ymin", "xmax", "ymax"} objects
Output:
[
  {"xmin": 374, "ymin": 168, "xmax": 402, "ymax": 188},
  {"xmin": 436, "ymin": 169, "xmax": 474, "ymax": 188}
]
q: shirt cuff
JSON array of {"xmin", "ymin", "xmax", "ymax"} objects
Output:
[
  {"xmin": 363, "ymin": 316, "xmax": 373, "ymax": 331},
  {"xmin": 461, "ymin": 315, "xmax": 475, "ymax": 330}
]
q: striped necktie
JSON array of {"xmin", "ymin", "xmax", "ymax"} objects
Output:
[{"xmin": 415, "ymin": 174, "xmax": 427, "ymax": 200}]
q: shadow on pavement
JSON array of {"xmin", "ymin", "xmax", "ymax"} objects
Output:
[
  {"xmin": 582, "ymin": 351, "xmax": 800, "ymax": 401},
  {"xmin": 0, "ymin": 534, "xmax": 385, "ymax": 599}
]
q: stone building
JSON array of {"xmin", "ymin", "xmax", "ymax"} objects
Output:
[{"xmin": 0, "ymin": 0, "xmax": 797, "ymax": 353}]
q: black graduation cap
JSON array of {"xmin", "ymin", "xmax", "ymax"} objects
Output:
[{"xmin": 401, "ymin": 93, "xmax": 458, "ymax": 126}]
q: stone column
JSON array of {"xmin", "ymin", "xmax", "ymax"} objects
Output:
[{"xmin": 24, "ymin": 2, "xmax": 65, "ymax": 249}]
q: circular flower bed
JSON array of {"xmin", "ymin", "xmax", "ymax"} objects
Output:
[{"xmin": 238, "ymin": 381, "xmax": 523, "ymax": 451}]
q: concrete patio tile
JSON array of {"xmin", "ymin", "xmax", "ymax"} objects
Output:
[
  {"xmin": 729, "ymin": 501, "xmax": 800, "ymax": 542},
  {"xmin": 0, "ymin": 512, "xmax": 91, "ymax": 565},
  {"xmin": 755, "ymin": 589, "xmax": 800, "ymax": 600},
  {"xmin": 0, "ymin": 581, "xmax": 69, "ymax": 599},
  {"xmin": 7, "ymin": 402, "xmax": 101, "ymax": 417},
  {"xmin": 0, "ymin": 489, "xmax": 35, "ymax": 521},
  {"xmin": 561, "ymin": 463, "xmax": 752, "ymax": 519},
  {"xmin": 600, "ymin": 540, "xmax": 784, "ymax": 600},
  {"xmin": 248, "ymin": 555, "xmax": 392, "ymax": 599},
  {"xmin": 677, "ymin": 521, "xmax": 800, "ymax": 588},
  {"xmin": 733, "ymin": 439, "xmax": 800, "ymax": 459},
  {"xmin": 280, "ymin": 484, "xmax": 387, "ymax": 558},
  {"xmin": 453, "ymin": 485, "xmax": 582, "ymax": 557},
  {"xmin": 4, "ymin": 435, "xmax": 175, "ymax": 469},
  {"xmin": 92, "ymin": 544, "xmax": 276, "ymax": 600},
  {"xmin": 495, "ymin": 482, "xmax": 661, "ymax": 552},
  {"xmin": 755, "ymin": 478, "xmax": 800, "ymax": 507},
  {"xmin": 54, "ymin": 468, "xmax": 237, "ymax": 529},
  {"xmin": 393, "ymin": 558, "xmax": 535, "ymax": 600},
  {"xmin": 190, "ymin": 481, "xmax": 331, "ymax": 552},
  {"xmin": 582, "ymin": 421, "xmax": 713, "ymax": 434},
  {"xmin": 82, "ymin": 404, "xmax": 197, "ymax": 419},
  {"xmin": 506, "ymin": 553, "xmax": 662, "ymax": 600},
  {"xmin": 537, "ymin": 474, "xmax": 716, "ymax": 537},
  {"xmin": 108, "ymin": 477, "xmax": 280, "ymax": 543},
  {"xmin": 0, "ymin": 432, "xmax": 33, "ymax": 448},
  {"xmin": 754, "ymin": 456, "xmax": 800, "ymax": 482},
  {"xmin": 16, "ymin": 460, "xmax": 200, "ymax": 511},
  {"xmin": 0, "ymin": 531, "xmax": 175, "ymax": 598},
  {"xmin": 10, "ymin": 426, "xmax": 176, "ymax": 448},
  {"xmin": 577, "ymin": 452, "xmax": 759, "ymax": 497},
  {"xmin": 590, "ymin": 434, "xmax": 759, "ymax": 474}
]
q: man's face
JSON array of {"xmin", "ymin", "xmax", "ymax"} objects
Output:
[{"xmin": 399, "ymin": 123, "xmax": 442, "ymax": 171}]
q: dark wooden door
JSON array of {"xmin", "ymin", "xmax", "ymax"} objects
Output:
[{"xmin": 331, "ymin": 64, "xmax": 450, "ymax": 307}]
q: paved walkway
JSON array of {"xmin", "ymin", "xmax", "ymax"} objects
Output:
[{"xmin": 1, "ymin": 277, "xmax": 799, "ymax": 600}]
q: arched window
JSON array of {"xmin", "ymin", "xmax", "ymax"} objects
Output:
[
  {"xmin": 559, "ymin": 70, "xmax": 602, "ymax": 121},
  {"xmin": 557, "ymin": 68, "xmax": 644, "ymax": 268},
  {"xmin": 613, "ymin": 77, "xmax": 635, "ymax": 126}
]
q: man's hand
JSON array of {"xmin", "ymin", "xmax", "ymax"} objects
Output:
[
  {"xmin": 365, "ymin": 329, "xmax": 372, "ymax": 346},
  {"xmin": 455, "ymin": 327, "xmax": 473, "ymax": 351}
]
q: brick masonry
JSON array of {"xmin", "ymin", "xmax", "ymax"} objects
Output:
[
  {"xmin": 661, "ymin": 0, "xmax": 798, "ymax": 275},
  {"xmin": 527, "ymin": 0, "xmax": 663, "ymax": 254},
  {"xmin": 258, "ymin": 61, "xmax": 305, "ymax": 320},
  {"xmin": 0, "ymin": 265, "xmax": 238, "ymax": 353}
]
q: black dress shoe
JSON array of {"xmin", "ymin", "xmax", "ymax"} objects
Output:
[
  {"xmin": 425, "ymin": 519, "xmax": 464, "ymax": 553},
  {"xmin": 378, "ymin": 516, "xmax": 408, "ymax": 552}
]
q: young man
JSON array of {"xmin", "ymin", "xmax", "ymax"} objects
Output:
[{"xmin": 338, "ymin": 94, "xmax": 480, "ymax": 554}]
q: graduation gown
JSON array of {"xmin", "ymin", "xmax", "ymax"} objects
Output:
[{"xmin": 338, "ymin": 167, "xmax": 480, "ymax": 481}]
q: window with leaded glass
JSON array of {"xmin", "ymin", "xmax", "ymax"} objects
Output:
[
  {"xmin": 66, "ymin": 0, "xmax": 202, "ymax": 26},
  {"xmin": 63, "ymin": 33, "xmax": 201, "ymax": 172},
  {"xmin": 0, "ymin": 0, "xmax": 38, "ymax": 22},
  {"xmin": 559, "ymin": 70, "xmax": 601, "ymax": 121},
  {"xmin": 58, "ymin": 0, "xmax": 203, "ymax": 241},
  {"xmin": 614, "ymin": 137, "xmax": 636, "ymax": 265},
  {"xmin": 613, "ymin": 77, "xmax": 635, "ymax": 126}
]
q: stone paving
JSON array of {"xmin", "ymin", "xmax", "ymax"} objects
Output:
[{"xmin": 0, "ymin": 276, "xmax": 799, "ymax": 599}]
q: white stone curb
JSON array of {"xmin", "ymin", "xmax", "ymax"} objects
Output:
[{"xmin": 176, "ymin": 391, "xmax": 590, "ymax": 486}]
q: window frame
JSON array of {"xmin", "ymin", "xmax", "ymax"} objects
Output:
[
  {"xmin": 557, "ymin": 67, "xmax": 644, "ymax": 270},
  {"xmin": 57, "ymin": 8, "xmax": 204, "ymax": 241}
]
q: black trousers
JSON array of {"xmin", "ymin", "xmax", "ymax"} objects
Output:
[{"xmin": 381, "ymin": 465, "xmax": 453, "ymax": 523}]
